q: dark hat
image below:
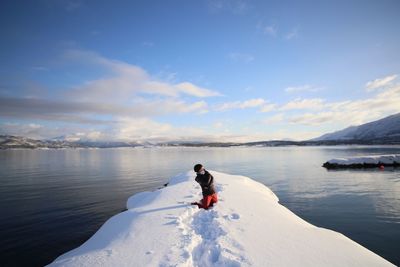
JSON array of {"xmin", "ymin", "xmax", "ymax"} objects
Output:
[{"xmin": 194, "ymin": 163, "xmax": 203, "ymax": 172}]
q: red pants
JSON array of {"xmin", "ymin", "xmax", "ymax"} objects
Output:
[{"xmin": 197, "ymin": 193, "xmax": 218, "ymax": 210}]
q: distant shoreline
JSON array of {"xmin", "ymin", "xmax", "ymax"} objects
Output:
[
  {"xmin": 2, "ymin": 135, "xmax": 400, "ymax": 150},
  {"xmin": 0, "ymin": 143, "xmax": 400, "ymax": 150}
]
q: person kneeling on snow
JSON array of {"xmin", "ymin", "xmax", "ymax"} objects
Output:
[{"xmin": 191, "ymin": 164, "xmax": 218, "ymax": 210}]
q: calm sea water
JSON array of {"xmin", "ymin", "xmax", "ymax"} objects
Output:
[{"xmin": 1, "ymin": 146, "xmax": 399, "ymax": 266}]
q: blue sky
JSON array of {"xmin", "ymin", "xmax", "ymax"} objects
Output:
[{"xmin": 1, "ymin": 0, "xmax": 399, "ymax": 142}]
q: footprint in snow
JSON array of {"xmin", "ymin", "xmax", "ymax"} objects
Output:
[
  {"xmin": 231, "ymin": 213, "xmax": 240, "ymax": 219},
  {"xmin": 216, "ymin": 184, "xmax": 225, "ymax": 191},
  {"xmin": 223, "ymin": 213, "xmax": 240, "ymax": 221}
]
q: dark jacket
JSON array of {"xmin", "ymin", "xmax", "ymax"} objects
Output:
[{"xmin": 195, "ymin": 170, "xmax": 216, "ymax": 196}]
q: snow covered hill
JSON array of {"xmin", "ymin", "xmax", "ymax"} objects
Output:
[
  {"xmin": 47, "ymin": 171, "xmax": 393, "ymax": 266},
  {"xmin": 312, "ymin": 113, "xmax": 400, "ymax": 141},
  {"xmin": 0, "ymin": 135, "xmax": 145, "ymax": 149}
]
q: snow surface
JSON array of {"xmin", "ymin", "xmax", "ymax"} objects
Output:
[
  {"xmin": 48, "ymin": 170, "xmax": 394, "ymax": 267},
  {"xmin": 327, "ymin": 154, "xmax": 400, "ymax": 165}
]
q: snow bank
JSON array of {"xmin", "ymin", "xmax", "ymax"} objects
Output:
[
  {"xmin": 48, "ymin": 170, "xmax": 394, "ymax": 266},
  {"xmin": 323, "ymin": 154, "xmax": 400, "ymax": 169}
]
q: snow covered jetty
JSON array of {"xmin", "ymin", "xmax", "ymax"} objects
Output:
[
  {"xmin": 48, "ymin": 171, "xmax": 394, "ymax": 266},
  {"xmin": 323, "ymin": 154, "xmax": 400, "ymax": 169}
]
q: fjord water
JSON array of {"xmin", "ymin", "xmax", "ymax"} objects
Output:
[{"xmin": 0, "ymin": 146, "xmax": 399, "ymax": 266}]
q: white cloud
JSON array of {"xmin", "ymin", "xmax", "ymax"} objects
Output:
[
  {"xmin": 216, "ymin": 98, "xmax": 266, "ymax": 111},
  {"xmin": 241, "ymin": 98, "xmax": 265, "ymax": 108},
  {"xmin": 3, "ymin": 56, "xmax": 400, "ymax": 143},
  {"xmin": 0, "ymin": 96, "xmax": 210, "ymax": 123},
  {"xmin": 289, "ymin": 112, "xmax": 336, "ymax": 126},
  {"xmin": 222, "ymin": 128, "xmax": 322, "ymax": 142},
  {"xmin": 285, "ymin": 28, "xmax": 299, "ymax": 40},
  {"xmin": 262, "ymin": 113, "xmax": 285, "ymax": 124},
  {"xmin": 64, "ymin": 49, "xmax": 222, "ymax": 101},
  {"xmin": 259, "ymin": 103, "xmax": 276, "ymax": 113},
  {"xmin": 216, "ymin": 102, "xmax": 239, "ymax": 111},
  {"xmin": 213, "ymin": 121, "xmax": 224, "ymax": 128},
  {"xmin": 280, "ymin": 98, "xmax": 325, "ymax": 111},
  {"xmin": 288, "ymin": 83, "xmax": 400, "ymax": 126},
  {"xmin": 365, "ymin": 74, "xmax": 397, "ymax": 91},
  {"xmin": 102, "ymin": 117, "xmax": 270, "ymax": 143},
  {"xmin": 175, "ymin": 82, "xmax": 221, "ymax": 98},
  {"xmin": 5, "ymin": 83, "xmax": 398, "ymax": 141},
  {"xmin": 284, "ymin": 84, "xmax": 322, "ymax": 93},
  {"xmin": 0, "ymin": 120, "xmax": 322, "ymax": 143},
  {"xmin": 264, "ymin": 25, "xmax": 277, "ymax": 36},
  {"xmin": 228, "ymin": 52, "xmax": 254, "ymax": 63},
  {"xmin": 115, "ymin": 118, "xmax": 175, "ymax": 141},
  {"xmin": 0, "ymin": 49, "xmax": 218, "ymax": 141}
]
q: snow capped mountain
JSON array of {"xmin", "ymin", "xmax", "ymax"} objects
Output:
[
  {"xmin": 0, "ymin": 135, "xmax": 149, "ymax": 149},
  {"xmin": 2, "ymin": 113, "xmax": 400, "ymax": 149},
  {"xmin": 312, "ymin": 113, "xmax": 400, "ymax": 141},
  {"xmin": 0, "ymin": 135, "xmax": 82, "ymax": 149}
]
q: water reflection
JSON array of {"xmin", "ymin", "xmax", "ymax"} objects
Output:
[{"xmin": 0, "ymin": 146, "xmax": 399, "ymax": 266}]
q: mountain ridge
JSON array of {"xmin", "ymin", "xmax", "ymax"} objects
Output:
[
  {"xmin": 311, "ymin": 113, "xmax": 400, "ymax": 141},
  {"xmin": 2, "ymin": 113, "xmax": 400, "ymax": 149}
]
